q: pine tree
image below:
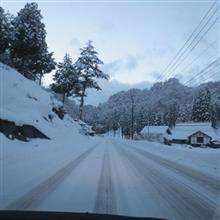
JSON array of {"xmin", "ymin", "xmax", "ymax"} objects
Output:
[
  {"xmin": 191, "ymin": 87, "xmax": 211, "ymax": 122},
  {"xmin": 51, "ymin": 54, "xmax": 79, "ymax": 104},
  {"xmin": 0, "ymin": 7, "xmax": 10, "ymax": 54},
  {"xmin": 155, "ymin": 113, "xmax": 163, "ymax": 126},
  {"xmin": 210, "ymin": 99, "xmax": 220, "ymax": 128},
  {"xmin": 10, "ymin": 2, "xmax": 55, "ymax": 81},
  {"xmin": 167, "ymin": 103, "xmax": 179, "ymax": 128},
  {"xmin": 75, "ymin": 40, "xmax": 109, "ymax": 120},
  {"xmin": 0, "ymin": 7, "xmax": 13, "ymax": 64},
  {"xmin": 177, "ymin": 104, "xmax": 192, "ymax": 122}
]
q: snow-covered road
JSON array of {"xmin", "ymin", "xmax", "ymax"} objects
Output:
[{"xmin": 2, "ymin": 138, "xmax": 220, "ymax": 220}]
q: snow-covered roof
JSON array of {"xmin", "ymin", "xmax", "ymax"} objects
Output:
[
  {"xmin": 141, "ymin": 126, "xmax": 169, "ymax": 134},
  {"xmin": 175, "ymin": 122, "xmax": 211, "ymax": 126},
  {"xmin": 171, "ymin": 122, "xmax": 220, "ymax": 141}
]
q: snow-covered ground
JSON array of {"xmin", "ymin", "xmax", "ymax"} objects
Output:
[
  {"xmin": 1, "ymin": 136, "xmax": 220, "ymax": 219},
  {"xmin": 0, "ymin": 134, "xmax": 100, "ymax": 208},
  {"xmin": 1, "ymin": 64, "xmax": 220, "ymax": 219},
  {"xmin": 0, "ymin": 63, "xmax": 100, "ymax": 208},
  {"xmin": 0, "ymin": 62, "xmax": 88, "ymax": 140},
  {"xmin": 116, "ymin": 138, "xmax": 220, "ymax": 178}
]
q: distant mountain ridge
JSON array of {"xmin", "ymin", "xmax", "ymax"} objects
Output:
[{"xmin": 65, "ymin": 78, "xmax": 220, "ymax": 136}]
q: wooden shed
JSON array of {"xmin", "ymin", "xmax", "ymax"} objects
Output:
[
  {"xmin": 140, "ymin": 125, "xmax": 171, "ymax": 142},
  {"xmin": 188, "ymin": 131, "xmax": 212, "ymax": 146},
  {"xmin": 171, "ymin": 122, "xmax": 220, "ymax": 147}
]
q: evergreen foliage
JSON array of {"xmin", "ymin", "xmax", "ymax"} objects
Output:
[
  {"xmin": 75, "ymin": 41, "xmax": 109, "ymax": 119},
  {"xmin": 51, "ymin": 54, "xmax": 80, "ymax": 104},
  {"xmin": 10, "ymin": 2, "xmax": 56, "ymax": 81},
  {"xmin": 191, "ymin": 87, "xmax": 211, "ymax": 122}
]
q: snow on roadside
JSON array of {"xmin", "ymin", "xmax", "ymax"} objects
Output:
[
  {"xmin": 114, "ymin": 138, "xmax": 220, "ymax": 179},
  {"xmin": 0, "ymin": 63, "xmax": 101, "ymax": 208},
  {"xmin": 0, "ymin": 133, "xmax": 101, "ymax": 208},
  {"xmin": 0, "ymin": 63, "xmax": 83, "ymax": 140}
]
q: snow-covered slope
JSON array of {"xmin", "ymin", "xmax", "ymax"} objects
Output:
[
  {"xmin": 0, "ymin": 63, "xmax": 100, "ymax": 209},
  {"xmin": 0, "ymin": 63, "xmax": 83, "ymax": 140}
]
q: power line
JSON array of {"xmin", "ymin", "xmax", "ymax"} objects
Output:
[
  {"xmin": 184, "ymin": 59, "xmax": 220, "ymax": 85},
  {"xmin": 158, "ymin": 0, "xmax": 219, "ymax": 81},
  {"xmin": 186, "ymin": 67, "xmax": 220, "ymax": 86},
  {"xmin": 178, "ymin": 36, "xmax": 220, "ymax": 75},
  {"xmin": 163, "ymin": 5, "xmax": 220, "ymax": 81},
  {"xmin": 158, "ymin": 0, "xmax": 218, "ymax": 81},
  {"xmin": 184, "ymin": 59, "xmax": 220, "ymax": 86},
  {"xmin": 203, "ymin": 71, "xmax": 220, "ymax": 82},
  {"xmin": 184, "ymin": 57, "xmax": 220, "ymax": 86},
  {"xmin": 169, "ymin": 12, "xmax": 220, "ymax": 80}
]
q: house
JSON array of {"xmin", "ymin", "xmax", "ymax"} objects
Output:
[
  {"xmin": 140, "ymin": 125, "xmax": 171, "ymax": 143},
  {"xmin": 188, "ymin": 131, "xmax": 212, "ymax": 146},
  {"xmin": 171, "ymin": 122, "xmax": 220, "ymax": 147},
  {"xmin": 140, "ymin": 122, "xmax": 220, "ymax": 147}
]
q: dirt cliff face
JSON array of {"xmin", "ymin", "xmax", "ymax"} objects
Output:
[{"xmin": 0, "ymin": 119, "xmax": 49, "ymax": 141}]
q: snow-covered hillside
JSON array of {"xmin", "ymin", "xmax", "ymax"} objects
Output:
[
  {"xmin": 0, "ymin": 63, "xmax": 88, "ymax": 140},
  {"xmin": 0, "ymin": 63, "xmax": 100, "ymax": 209}
]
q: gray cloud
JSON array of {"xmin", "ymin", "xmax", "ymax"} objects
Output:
[
  {"xmin": 68, "ymin": 38, "xmax": 81, "ymax": 58},
  {"xmin": 103, "ymin": 59, "xmax": 122, "ymax": 77},
  {"xmin": 70, "ymin": 38, "xmax": 81, "ymax": 48},
  {"xmin": 126, "ymin": 55, "xmax": 138, "ymax": 70},
  {"xmin": 103, "ymin": 55, "xmax": 138, "ymax": 77},
  {"xmin": 148, "ymin": 71, "xmax": 162, "ymax": 81},
  {"xmin": 84, "ymin": 79, "xmax": 152, "ymax": 106},
  {"xmin": 99, "ymin": 21, "xmax": 114, "ymax": 32}
]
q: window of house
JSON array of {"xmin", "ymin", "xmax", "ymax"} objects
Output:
[{"xmin": 197, "ymin": 137, "xmax": 204, "ymax": 143}]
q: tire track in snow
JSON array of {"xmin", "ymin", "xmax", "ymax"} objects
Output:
[
  {"xmin": 5, "ymin": 145, "xmax": 97, "ymax": 210},
  {"xmin": 124, "ymin": 142, "xmax": 220, "ymax": 195},
  {"xmin": 94, "ymin": 144, "xmax": 117, "ymax": 214},
  {"xmin": 114, "ymin": 141, "xmax": 219, "ymax": 220}
]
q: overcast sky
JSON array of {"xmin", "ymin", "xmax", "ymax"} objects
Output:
[{"xmin": 1, "ymin": 0, "xmax": 219, "ymax": 105}]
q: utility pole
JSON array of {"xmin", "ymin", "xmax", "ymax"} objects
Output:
[
  {"xmin": 148, "ymin": 123, "xmax": 150, "ymax": 139},
  {"xmin": 131, "ymin": 101, "xmax": 134, "ymax": 139},
  {"xmin": 147, "ymin": 114, "xmax": 150, "ymax": 140},
  {"xmin": 118, "ymin": 122, "xmax": 122, "ymax": 138},
  {"xmin": 129, "ymin": 90, "xmax": 135, "ymax": 140}
]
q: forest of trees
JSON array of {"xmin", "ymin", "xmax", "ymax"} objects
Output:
[
  {"xmin": 0, "ymin": 3, "xmax": 56, "ymax": 83},
  {"xmin": 64, "ymin": 79, "xmax": 220, "ymax": 138},
  {"xmin": 1, "ymin": 3, "xmax": 220, "ymax": 138},
  {"xmin": 0, "ymin": 3, "xmax": 109, "ymax": 119},
  {"xmin": 51, "ymin": 41, "xmax": 109, "ymax": 119}
]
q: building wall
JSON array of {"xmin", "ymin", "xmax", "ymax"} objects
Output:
[
  {"xmin": 172, "ymin": 139, "xmax": 187, "ymax": 144},
  {"xmin": 190, "ymin": 131, "xmax": 211, "ymax": 145},
  {"xmin": 141, "ymin": 132, "xmax": 164, "ymax": 142}
]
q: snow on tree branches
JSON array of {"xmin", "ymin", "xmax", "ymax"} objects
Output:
[
  {"xmin": 51, "ymin": 54, "xmax": 80, "ymax": 104},
  {"xmin": 10, "ymin": 2, "xmax": 56, "ymax": 82},
  {"xmin": 75, "ymin": 40, "xmax": 109, "ymax": 120},
  {"xmin": 0, "ymin": 7, "xmax": 13, "ymax": 64},
  {"xmin": 192, "ymin": 87, "xmax": 211, "ymax": 122}
]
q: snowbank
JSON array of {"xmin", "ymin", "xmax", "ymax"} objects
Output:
[{"xmin": 0, "ymin": 63, "xmax": 84, "ymax": 140}]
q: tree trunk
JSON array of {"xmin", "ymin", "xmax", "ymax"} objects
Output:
[
  {"xmin": 21, "ymin": 57, "xmax": 25, "ymax": 77},
  {"xmin": 131, "ymin": 96, "xmax": 134, "ymax": 140},
  {"xmin": 62, "ymin": 93, "xmax": 66, "ymax": 104},
  {"xmin": 79, "ymin": 96, "xmax": 84, "ymax": 120},
  {"xmin": 79, "ymin": 87, "xmax": 85, "ymax": 120},
  {"xmin": 39, "ymin": 74, "xmax": 42, "ymax": 85}
]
